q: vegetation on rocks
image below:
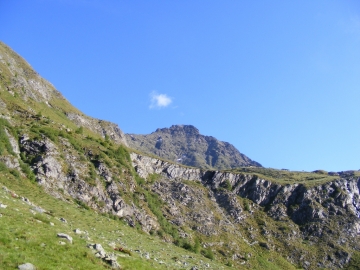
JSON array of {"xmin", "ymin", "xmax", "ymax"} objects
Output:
[{"xmin": 1, "ymin": 40, "xmax": 360, "ymax": 269}]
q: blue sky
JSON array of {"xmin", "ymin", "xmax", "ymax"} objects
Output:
[{"xmin": 1, "ymin": 0, "xmax": 360, "ymax": 171}]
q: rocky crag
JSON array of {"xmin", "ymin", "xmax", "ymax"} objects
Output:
[
  {"xmin": 1, "ymin": 40, "xmax": 360, "ymax": 269},
  {"xmin": 126, "ymin": 125, "xmax": 261, "ymax": 170},
  {"xmin": 0, "ymin": 42, "xmax": 127, "ymax": 145},
  {"xmin": 0, "ymin": 41, "xmax": 157, "ymax": 231},
  {"xmin": 131, "ymin": 153, "xmax": 360, "ymax": 268}
]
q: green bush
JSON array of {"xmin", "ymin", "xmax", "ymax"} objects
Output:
[
  {"xmin": 19, "ymin": 160, "xmax": 36, "ymax": 182},
  {"xmin": 202, "ymin": 247, "xmax": 215, "ymax": 260},
  {"xmin": 179, "ymin": 238, "xmax": 201, "ymax": 253},
  {"xmin": 75, "ymin": 199, "xmax": 90, "ymax": 210},
  {"xmin": 142, "ymin": 188, "xmax": 179, "ymax": 241},
  {"xmin": 0, "ymin": 119, "xmax": 16, "ymax": 156},
  {"xmin": 193, "ymin": 238, "xmax": 201, "ymax": 254},
  {"xmin": 10, "ymin": 169, "xmax": 20, "ymax": 178},
  {"xmin": 135, "ymin": 175, "xmax": 145, "ymax": 186},
  {"xmin": 0, "ymin": 162, "xmax": 8, "ymax": 172},
  {"xmin": 181, "ymin": 241, "xmax": 193, "ymax": 251},
  {"xmin": 30, "ymin": 126, "xmax": 59, "ymax": 143},
  {"xmin": 75, "ymin": 126, "xmax": 84, "ymax": 134},
  {"xmin": 148, "ymin": 173, "xmax": 160, "ymax": 184},
  {"xmin": 221, "ymin": 179, "xmax": 232, "ymax": 191},
  {"xmin": 244, "ymin": 200, "xmax": 250, "ymax": 211}
]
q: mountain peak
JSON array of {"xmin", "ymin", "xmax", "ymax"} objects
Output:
[
  {"xmin": 155, "ymin": 125, "xmax": 200, "ymax": 136},
  {"xmin": 127, "ymin": 125, "xmax": 261, "ymax": 170}
]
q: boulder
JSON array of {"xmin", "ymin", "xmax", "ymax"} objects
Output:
[
  {"xmin": 18, "ymin": 263, "xmax": 36, "ymax": 270},
  {"xmin": 57, "ymin": 233, "xmax": 73, "ymax": 244}
]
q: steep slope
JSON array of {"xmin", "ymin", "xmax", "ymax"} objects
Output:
[
  {"xmin": 131, "ymin": 153, "xmax": 360, "ymax": 269},
  {"xmin": 0, "ymin": 167, "xmax": 230, "ymax": 270},
  {"xmin": 126, "ymin": 125, "xmax": 261, "ymax": 170},
  {"xmin": 0, "ymin": 41, "xmax": 128, "ymax": 146},
  {"xmin": 1, "ymin": 41, "xmax": 360, "ymax": 270}
]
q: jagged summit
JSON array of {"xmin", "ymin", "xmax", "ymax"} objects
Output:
[
  {"xmin": 155, "ymin": 125, "xmax": 200, "ymax": 136},
  {"xmin": 126, "ymin": 125, "xmax": 261, "ymax": 170}
]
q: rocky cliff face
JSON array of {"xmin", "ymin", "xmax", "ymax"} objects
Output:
[
  {"xmin": 18, "ymin": 134, "xmax": 157, "ymax": 232},
  {"xmin": 0, "ymin": 41, "xmax": 154, "ymax": 231},
  {"xmin": 126, "ymin": 125, "xmax": 261, "ymax": 170},
  {"xmin": 131, "ymin": 153, "xmax": 360, "ymax": 269},
  {"xmin": 2, "ymin": 41, "xmax": 360, "ymax": 269}
]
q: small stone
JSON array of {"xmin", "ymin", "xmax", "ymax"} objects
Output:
[
  {"xmin": 0, "ymin": 213, "xmax": 2, "ymax": 217},
  {"xmin": 303, "ymin": 261, "xmax": 310, "ymax": 268},
  {"xmin": 104, "ymin": 253, "xmax": 117, "ymax": 261},
  {"xmin": 57, "ymin": 233, "xmax": 73, "ymax": 244},
  {"xmin": 74, "ymin": 228, "xmax": 82, "ymax": 234},
  {"xmin": 18, "ymin": 263, "xmax": 36, "ymax": 270},
  {"xmin": 59, "ymin": 241, "xmax": 66, "ymax": 245},
  {"xmin": 40, "ymin": 243, "xmax": 46, "ymax": 247},
  {"xmin": 59, "ymin": 217, "xmax": 67, "ymax": 223},
  {"xmin": 32, "ymin": 207, "xmax": 45, "ymax": 213},
  {"xmin": 143, "ymin": 252, "xmax": 150, "ymax": 259},
  {"xmin": 50, "ymin": 222, "xmax": 54, "ymax": 226},
  {"xmin": 110, "ymin": 260, "xmax": 121, "ymax": 269},
  {"xmin": 0, "ymin": 203, "xmax": 7, "ymax": 208},
  {"xmin": 94, "ymin": 244, "xmax": 105, "ymax": 252},
  {"xmin": 21, "ymin": 197, "xmax": 31, "ymax": 205},
  {"xmin": 95, "ymin": 250, "xmax": 107, "ymax": 258}
]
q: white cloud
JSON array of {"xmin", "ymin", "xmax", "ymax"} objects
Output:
[{"xmin": 149, "ymin": 92, "xmax": 173, "ymax": 109}]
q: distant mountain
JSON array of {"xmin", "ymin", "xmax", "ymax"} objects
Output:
[{"xmin": 126, "ymin": 125, "xmax": 261, "ymax": 170}]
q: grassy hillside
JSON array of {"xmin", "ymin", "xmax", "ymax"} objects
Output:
[
  {"xmin": 1, "ymin": 40, "xmax": 360, "ymax": 269},
  {"xmin": 0, "ymin": 169, "xmax": 230, "ymax": 270}
]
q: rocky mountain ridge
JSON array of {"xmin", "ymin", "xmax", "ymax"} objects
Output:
[
  {"xmin": 0, "ymin": 42, "xmax": 127, "ymax": 146},
  {"xmin": 126, "ymin": 125, "xmax": 261, "ymax": 170},
  {"xmin": 131, "ymin": 153, "xmax": 360, "ymax": 268},
  {"xmin": 1, "ymin": 40, "xmax": 360, "ymax": 269}
]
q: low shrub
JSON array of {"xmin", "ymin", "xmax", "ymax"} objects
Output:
[
  {"xmin": 75, "ymin": 126, "xmax": 84, "ymax": 134},
  {"xmin": 202, "ymin": 247, "xmax": 215, "ymax": 260}
]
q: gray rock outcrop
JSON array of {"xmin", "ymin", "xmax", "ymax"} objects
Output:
[
  {"xmin": 18, "ymin": 134, "xmax": 157, "ymax": 232},
  {"xmin": 131, "ymin": 152, "xmax": 360, "ymax": 269},
  {"xmin": 88, "ymin": 243, "xmax": 121, "ymax": 269},
  {"xmin": 18, "ymin": 263, "xmax": 36, "ymax": 270},
  {"xmin": 126, "ymin": 125, "xmax": 261, "ymax": 170}
]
